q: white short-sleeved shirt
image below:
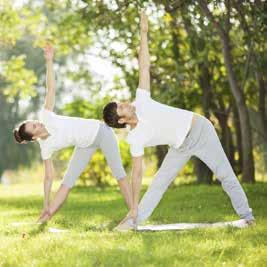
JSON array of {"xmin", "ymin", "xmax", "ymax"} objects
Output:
[
  {"xmin": 126, "ymin": 89, "xmax": 193, "ymax": 157},
  {"xmin": 38, "ymin": 108, "xmax": 100, "ymax": 160}
]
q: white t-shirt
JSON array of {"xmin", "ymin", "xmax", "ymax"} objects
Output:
[
  {"xmin": 38, "ymin": 108, "xmax": 100, "ymax": 160},
  {"xmin": 126, "ymin": 89, "xmax": 193, "ymax": 157}
]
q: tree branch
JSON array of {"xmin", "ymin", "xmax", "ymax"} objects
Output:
[{"xmin": 196, "ymin": 0, "xmax": 225, "ymax": 38}]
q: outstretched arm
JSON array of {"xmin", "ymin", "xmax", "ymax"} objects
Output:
[
  {"xmin": 138, "ymin": 11, "xmax": 150, "ymax": 92},
  {"xmin": 38, "ymin": 184, "xmax": 71, "ymax": 223},
  {"xmin": 44, "ymin": 44, "xmax": 55, "ymax": 111},
  {"xmin": 130, "ymin": 156, "xmax": 143, "ymax": 222},
  {"xmin": 117, "ymin": 178, "xmax": 133, "ymax": 210},
  {"xmin": 38, "ymin": 159, "xmax": 54, "ymax": 221}
]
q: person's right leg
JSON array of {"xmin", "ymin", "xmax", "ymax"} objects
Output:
[
  {"xmin": 62, "ymin": 146, "xmax": 97, "ymax": 188},
  {"xmin": 137, "ymin": 147, "xmax": 191, "ymax": 224},
  {"xmin": 39, "ymin": 146, "xmax": 97, "ymax": 222}
]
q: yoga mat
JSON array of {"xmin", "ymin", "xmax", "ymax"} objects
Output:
[{"xmin": 137, "ymin": 219, "xmax": 248, "ymax": 231}]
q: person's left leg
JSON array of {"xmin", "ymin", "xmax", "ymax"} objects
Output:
[{"xmin": 193, "ymin": 118, "xmax": 254, "ymax": 221}]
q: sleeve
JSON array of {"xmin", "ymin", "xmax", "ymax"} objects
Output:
[
  {"xmin": 39, "ymin": 144, "xmax": 52, "ymax": 160},
  {"xmin": 39, "ymin": 107, "xmax": 55, "ymax": 123},
  {"xmin": 135, "ymin": 88, "xmax": 151, "ymax": 101},
  {"xmin": 129, "ymin": 142, "xmax": 144, "ymax": 157}
]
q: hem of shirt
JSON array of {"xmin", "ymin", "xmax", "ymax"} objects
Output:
[
  {"xmin": 87, "ymin": 122, "xmax": 101, "ymax": 147},
  {"xmin": 172, "ymin": 111, "xmax": 194, "ymax": 149}
]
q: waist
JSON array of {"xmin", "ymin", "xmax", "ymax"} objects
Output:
[{"xmin": 185, "ymin": 114, "xmax": 197, "ymax": 138}]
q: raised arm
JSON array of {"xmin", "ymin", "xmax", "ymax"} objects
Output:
[
  {"xmin": 44, "ymin": 44, "xmax": 55, "ymax": 111},
  {"xmin": 138, "ymin": 11, "xmax": 150, "ymax": 92}
]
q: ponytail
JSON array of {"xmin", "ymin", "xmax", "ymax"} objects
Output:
[
  {"xmin": 13, "ymin": 129, "xmax": 23, "ymax": 143},
  {"xmin": 13, "ymin": 122, "xmax": 33, "ymax": 144}
]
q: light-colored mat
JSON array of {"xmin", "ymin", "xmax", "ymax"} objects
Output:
[{"xmin": 137, "ymin": 219, "xmax": 248, "ymax": 231}]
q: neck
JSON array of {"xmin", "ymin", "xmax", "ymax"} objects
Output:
[
  {"xmin": 128, "ymin": 113, "xmax": 139, "ymax": 130},
  {"xmin": 39, "ymin": 128, "xmax": 50, "ymax": 140}
]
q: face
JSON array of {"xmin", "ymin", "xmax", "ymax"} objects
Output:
[
  {"xmin": 116, "ymin": 102, "xmax": 135, "ymax": 123},
  {"xmin": 25, "ymin": 120, "xmax": 45, "ymax": 140}
]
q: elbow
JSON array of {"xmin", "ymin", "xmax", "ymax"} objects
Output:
[
  {"xmin": 138, "ymin": 60, "xmax": 150, "ymax": 70},
  {"xmin": 44, "ymin": 175, "xmax": 53, "ymax": 181},
  {"xmin": 133, "ymin": 170, "xmax": 142, "ymax": 180}
]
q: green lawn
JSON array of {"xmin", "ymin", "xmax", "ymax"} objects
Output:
[{"xmin": 0, "ymin": 182, "xmax": 266, "ymax": 267}]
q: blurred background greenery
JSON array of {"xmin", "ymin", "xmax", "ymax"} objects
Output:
[{"xmin": 0, "ymin": 0, "xmax": 266, "ymax": 186}]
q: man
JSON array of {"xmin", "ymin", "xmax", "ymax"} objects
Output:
[{"xmin": 103, "ymin": 11, "xmax": 255, "ymax": 230}]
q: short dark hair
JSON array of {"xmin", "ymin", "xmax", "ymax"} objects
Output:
[
  {"xmin": 103, "ymin": 102, "xmax": 126, "ymax": 128},
  {"xmin": 13, "ymin": 122, "xmax": 33, "ymax": 144}
]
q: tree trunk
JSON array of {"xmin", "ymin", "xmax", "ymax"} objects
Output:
[
  {"xmin": 196, "ymin": 0, "xmax": 255, "ymax": 183},
  {"xmin": 214, "ymin": 110, "xmax": 235, "ymax": 167},
  {"xmin": 156, "ymin": 146, "xmax": 168, "ymax": 169},
  {"xmin": 233, "ymin": 107, "xmax": 243, "ymax": 175},
  {"xmin": 192, "ymin": 157, "xmax": 213, "ymax": 184},
  {"xmin": 255, "ymin": 66, "xmax": 267, "ymax": 172},
  {"xmin": 220, "ymin": 33, "xmax": 255, "ymax": 183},
  {"xmin": 0, "ymin": 169, "xmax": 3, "ymax": 183},
  {"xmin": 196, "ymin": 63, "xmax": 213, "ymax": 183}
]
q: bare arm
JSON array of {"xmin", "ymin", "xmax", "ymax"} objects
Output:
[
  {"xmin": 131, "ymin": 156, "xmax": 143, "ymax": 221},
  {"xmin": 38, "ymin": 184, "xmax": 71, "ymax": 223},
  {"xmin": 138, "ymin": 11, "xmax": 150, "ymax": 92},
  {"xmin": 43, "ymin": 159, "xmax": 54, "ymax": 208},
  {"xmin": 44, "ymin": 45, "xmax": 55, "ymax": 111},
  {"xmin": 117, "ymin": 177, "xmax": 133, "ymax": 210},
  {"xmin": 38, "ymin": 159, "xmax": 71, "ymax": 223},
  {"xmin": 37, "ymin": 159, "xmax": 54, "ymax": 221}
]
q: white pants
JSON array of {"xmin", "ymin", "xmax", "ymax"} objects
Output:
[
  {"xmin": 137, "ymin": 114, "xmax": 254, "ymax": 223},
  {"xmin": 62, "ymin": 123, "xmax": 126, "ymax": 188}
]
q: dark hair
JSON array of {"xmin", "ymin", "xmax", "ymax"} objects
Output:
[
  {"xmin": 13, "ymin": 122, "xmax": 33, "ymax": 144},
  {"xmin": 103, "ymin": 102, "xmax": 126, "ymax": 129}
]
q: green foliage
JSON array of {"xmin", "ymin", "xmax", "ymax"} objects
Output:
[
  {"xmin": 61, "ymin": 98, "xmax": 107, "ymax": 120},
  {"xmin": 1, "ymin": 55, "xmax": 37, "ymax": 102},
  {"xmin": 0, "ymin": 2, "xmax": 22, "ymax": 46}
]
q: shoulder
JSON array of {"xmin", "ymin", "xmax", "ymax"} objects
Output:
[
  {"xmin": 127, "ymin": 128, "xmax": 145, "ymax": 157},
  {"xmin": 39, "ymin": 107, "xmax": 56, "ymax": 122},
  {"xmin": 38, "ymin": 141, "xmax": 53, "ymax": 160},
  {"xmin": 135, "ymin": 88, "xmax": 151, "ymax": 101}
]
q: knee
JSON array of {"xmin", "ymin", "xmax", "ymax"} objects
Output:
[
  {"xmin": 61, "ymin": 183, "xmax": 73, "ymax": 192},
  {"xmin": 215, "ymin": 162, "xmax": 236, "ymax": 182},
  {"xmin": 221, "ymin": 176, "xmax": 240, "ymax": 190}
]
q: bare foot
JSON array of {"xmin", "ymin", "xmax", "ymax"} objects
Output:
[{"xmin": 114, "ymin": 217, "xmax": 136, "ymax": 232}]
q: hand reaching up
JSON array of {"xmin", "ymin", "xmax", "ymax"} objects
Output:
[
  {"xmin": 140, "ymin": 10, "xmax": 148, "ymax": 33},
  {"xmin": 44, "ymin": 44, "xmax": 54, "ymax": 61}
]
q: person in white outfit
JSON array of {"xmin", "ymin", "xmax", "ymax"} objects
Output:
[
  {"xmin": 103, "ymin": 12, "xmax": 254, "ymax": 230},
  {"xmin": 13, "ymin": 45, "xmax": 132, "ymax": 223}
]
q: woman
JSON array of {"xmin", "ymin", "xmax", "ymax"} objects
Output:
[{"xmin": 13, "ymin": 45, "xmax": 132, "ymax": 223}]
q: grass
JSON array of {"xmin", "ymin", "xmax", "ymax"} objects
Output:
[{"xmin": 0, "ymin": 181, "xmax": 266, "ymax": 267}]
